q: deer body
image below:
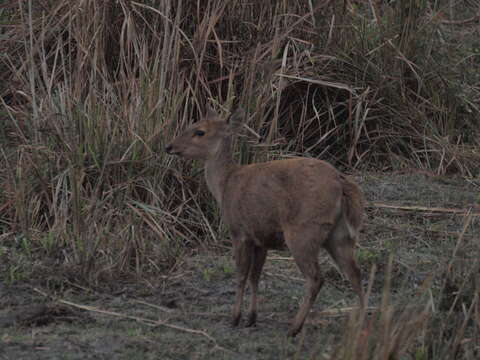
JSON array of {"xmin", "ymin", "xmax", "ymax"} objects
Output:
[
  {"xmin": 222, "ymin": 159, "xmax": 343, "ymax": 245},
  {"xmin": 166, "ymin": 108, "xmax": 365, "ymax": 336}
]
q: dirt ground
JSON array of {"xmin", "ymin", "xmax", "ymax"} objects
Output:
[{"xmin": 1, "ymin": 172, "xmax": 479, "ymax": 359}]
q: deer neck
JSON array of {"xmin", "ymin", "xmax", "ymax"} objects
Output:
[{"xmin": 204, "ymin": 136, "xmax": 237, "ymax": 206}]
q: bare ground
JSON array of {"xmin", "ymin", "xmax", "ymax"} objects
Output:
[{"xmin": 1, "ymin": 172, "xmax": 479, "ymax": 359}]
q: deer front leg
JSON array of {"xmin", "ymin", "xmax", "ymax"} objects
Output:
[
  {"xmin": 246, "ymin": 246, "xmax": 267, "ymax": 327},
  {"xmin": 232, "ymin": 238, "xmax": 253, "ymax": 327}
]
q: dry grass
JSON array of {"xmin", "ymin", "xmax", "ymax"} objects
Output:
[{"xmin": 0, "ymin": 0, "xmax": 479, "ymax": 358}]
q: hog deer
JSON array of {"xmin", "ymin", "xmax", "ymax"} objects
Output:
[{"xmin": 165, "ymin": 107, "xmax": 365, "ymax": 337}]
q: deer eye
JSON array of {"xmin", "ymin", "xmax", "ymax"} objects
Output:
[{"xmin": 194, "ymin": 130, "xmax": 205, "ymax": 137}]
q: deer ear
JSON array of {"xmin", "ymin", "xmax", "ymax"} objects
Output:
[
  {"xmin": 227, "ymin": 108, "xmax": 245, "ymax": 131},
  {"xmin": 205, "ymin": 104, "xmax": 218, "ymax": 120}
]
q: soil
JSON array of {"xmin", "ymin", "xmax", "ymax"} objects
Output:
[{"xmin": 1, "ymin": 173, "xmax": 479, "ymax": 359}]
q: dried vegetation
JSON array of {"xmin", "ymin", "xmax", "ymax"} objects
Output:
[{"xmin": 0, "ymin": 0, "xmax": 479, "ymax": 358}]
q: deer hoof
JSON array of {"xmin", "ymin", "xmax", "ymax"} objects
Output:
[
  {"xmin": 245, "ymin": 312, "xmax": 257, "ymax": 327},
  {"xmin": 231, "ymin": 314, "xmax": 241, "ymax": 328},
  {"xmin": 287, "ymin": 326, "xmax": 301, "ymax": 337}
]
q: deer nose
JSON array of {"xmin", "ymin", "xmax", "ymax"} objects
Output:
[{"xmin": 165, "ymin": 144, "xmax": 173, "ymax": 153}]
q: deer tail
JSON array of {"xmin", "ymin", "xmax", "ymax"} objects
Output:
[{"xmin": 341, "ymin": 175, "xmax": 365, "ymax": 242}]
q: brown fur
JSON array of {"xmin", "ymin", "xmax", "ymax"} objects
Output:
[{"xmin": 166, "ymin": 107, "xmax": 365, "ymax": 337}]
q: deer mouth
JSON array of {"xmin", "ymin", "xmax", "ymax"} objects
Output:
[{"xmin": 165, "ymin": 144, "xmax": 182, "ymax": 155}]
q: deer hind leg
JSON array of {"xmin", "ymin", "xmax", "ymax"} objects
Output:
[
  {"xmin": 232, "ymin": 238, "xmax": 254, "ymax": 327},
  {"xmin": 245, "ymin": 246, "xmax": 267, "ymax": 327},
  {"xmin": 285, "ymin": 226, "xmax": 328, "ymax": 337},
  {"xmin": 325, "ymin": 217, "xmax": 365, "ymax": 308}
]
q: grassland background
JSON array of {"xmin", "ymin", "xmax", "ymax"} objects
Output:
[{"xmin": 1, "ymin": 0, "xmax": 479, "ymax": 359}]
